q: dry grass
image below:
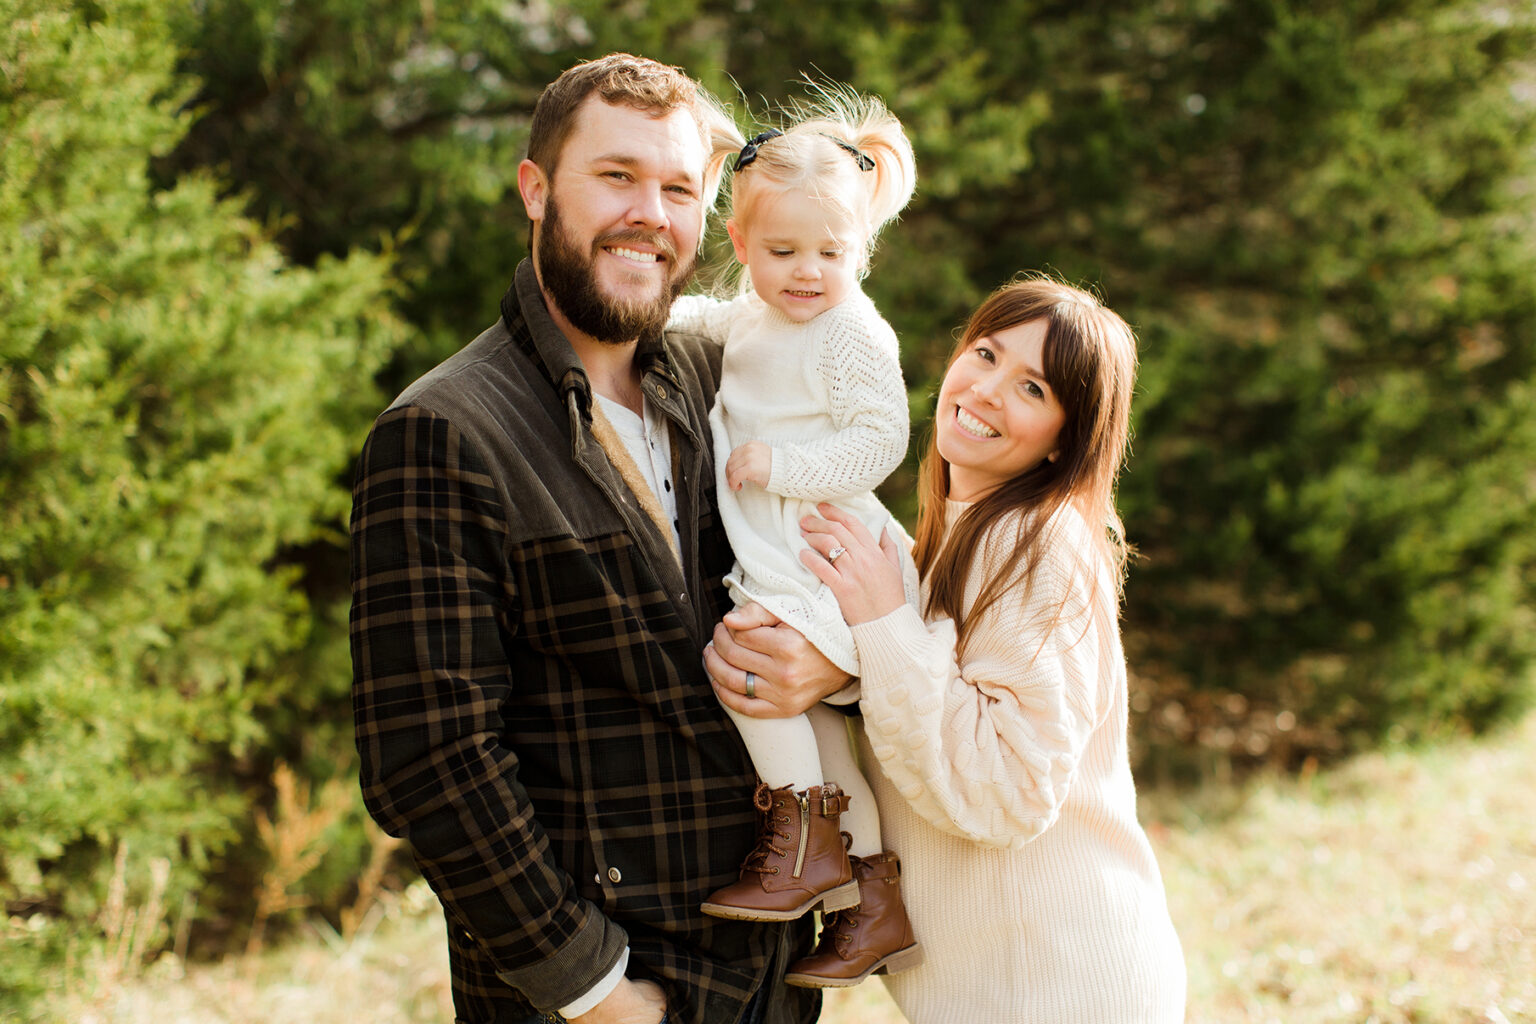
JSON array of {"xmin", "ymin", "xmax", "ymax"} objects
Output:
[
  {"xmin": 1147, "ymin": 711, "xmax": 1536, "ymax": 1024},
  {"xmin": 42, "ymin": 713, "xmax": 1535, "ymax": 1023}
]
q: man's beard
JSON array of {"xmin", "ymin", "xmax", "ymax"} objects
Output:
[{"xmin": 536, "ymin": 196, "xmax": 695, "ymax": 346}]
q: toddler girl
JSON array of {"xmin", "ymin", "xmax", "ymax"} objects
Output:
[{"xmin": 669, "ymin": 88, "xmax": 921, "ymax": 988}]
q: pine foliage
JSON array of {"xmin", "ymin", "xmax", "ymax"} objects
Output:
[{"xmin": 0, "ymin": 0, "xmax": 403, "ymax": 995}]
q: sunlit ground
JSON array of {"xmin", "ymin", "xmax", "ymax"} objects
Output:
[{"xmin": 48, "ymin": 713, "xmax": 1536, "ymax": 1024}]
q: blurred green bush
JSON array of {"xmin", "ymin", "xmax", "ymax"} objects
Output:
[{"xmin": 0, "ymin": 0, "xmax": 403, "ymax": 1006}]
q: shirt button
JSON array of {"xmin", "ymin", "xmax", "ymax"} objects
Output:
[
  {"xmin": 679, "ymin": 592, "xmax": 689, "ymax": 604},
  {"xmin": 607, "ymin": 867, "xmax": 623, "ymax": 884},
  {"xmin": 593, "ymin": 873, "xmax": 601, "ymax": 885}
]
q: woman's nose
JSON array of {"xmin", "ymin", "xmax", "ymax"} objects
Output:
[{"xmin": 971, "ymin": 373, "xmax": 1001, "ymax": 404}]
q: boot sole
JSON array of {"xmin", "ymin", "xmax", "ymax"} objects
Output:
[
  {"xmin": 700, "ymin": 879, "xmax": 861, "ymax": 922},
  {"xmin": 783, "ymin": 942, "xmax": 924, "ymax": 988}
]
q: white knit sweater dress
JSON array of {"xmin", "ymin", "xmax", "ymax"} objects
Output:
[
  {"xmin": 669, "ymin": 289, "xmax": 917, "ymax": 673},
  {"xmin": 851, "ymin": 501, "xmax": 1186, "ymax": 1023}
]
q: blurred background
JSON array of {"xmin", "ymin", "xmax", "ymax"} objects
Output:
[{"xmin": 3, "ymin": 0, "xmax": 1534, "ymax": 1019}]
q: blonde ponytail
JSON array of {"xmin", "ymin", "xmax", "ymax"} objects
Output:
[{"xmin": 728, "ymin": 82, "xmax": 917, "ymax": 263}]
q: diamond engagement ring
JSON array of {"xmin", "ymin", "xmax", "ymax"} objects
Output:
[
  {"xmin": 744, "ymin": 671, "xmax": 756, "ymax": 699},
  {"xmin": 827, "ymin": 546, "xmax": 848, "ymax": 564}
]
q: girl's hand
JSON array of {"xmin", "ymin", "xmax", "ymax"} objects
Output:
[
  {"xmin": 800, "ymin": 502, "xmax": 907, "ymax": 626},
  {"xmin": 725, "ymin": 441, "xmax": 772, "ymax": 491}
]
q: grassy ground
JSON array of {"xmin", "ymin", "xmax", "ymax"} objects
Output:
[{"xmin": 46, "ymin": 713, "xmax": 1535, "ymax": 1023}]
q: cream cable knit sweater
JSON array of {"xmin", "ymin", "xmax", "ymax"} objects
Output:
[
  {"xmin": 851, "ymin": 502, "xmax": 1186, "ymax": 1023},
  {"xmin": 669, "ymin": 290, "xmax": 916, "ymax": 673}
]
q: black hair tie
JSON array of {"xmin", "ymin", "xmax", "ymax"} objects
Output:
[
  {"xmin": 829, "ymin": 137, "xmax": 876, "ymax": 172},
  {"xmin": 734, "ymin": 129, "xmax": 783, "ymax": 171}
]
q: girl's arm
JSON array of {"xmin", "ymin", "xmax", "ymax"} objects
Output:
[
  {"xmin": 762, "ymin": 302, "xmax": 909, "ymax": 501},
  {"xmin": 803, "ymin": 506, "xmax": 1105, "ymax": 849}
]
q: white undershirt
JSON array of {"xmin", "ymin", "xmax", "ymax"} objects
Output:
[{"xmin": 594, "ymin": 392, "xmax": 681, "ymax": 555}]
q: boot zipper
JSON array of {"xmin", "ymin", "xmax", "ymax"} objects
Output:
[{"xmin": 793, "ymin": 792, "xmax": 810, "ymax": 878}]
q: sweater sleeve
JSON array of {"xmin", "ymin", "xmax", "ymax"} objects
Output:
[
  {"xmin": 851, "ymin": 529, "xmax": 1104, "ymax": 849},
  {"xmin": 666, "ymin": 293, "xmax": 740, "ymax": 342},
  {"xmin": 764, "ymin": 301, "xmax": 909, "ymax": 500}
]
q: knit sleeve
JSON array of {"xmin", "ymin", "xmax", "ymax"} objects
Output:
[
  {"xmin": 666, "ymin": 293, "xmax": 741, "ymax": 341},
  {"xmin": 851, "ymin": 524, "xmax": 1105, "ymax": 849},
  {"xmin": 764, "ymin": 300, "xmax": 909, "ymax": 501}
]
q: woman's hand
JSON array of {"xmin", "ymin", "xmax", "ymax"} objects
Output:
[
  {"xmin": 705, "ymin": 602, "xmax": 853, "ymax": 718},
  {"xmin": 799, "ymin": 502, "xmax": 907, "ymax": 626}
]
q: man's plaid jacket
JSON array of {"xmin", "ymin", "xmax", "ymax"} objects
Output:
[{"xmin": 349, "ymin": 261, "xmax": 817, "ymax": 1024}]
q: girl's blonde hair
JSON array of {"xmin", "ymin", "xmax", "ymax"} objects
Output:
[
  {"xmin": 913, "ymin": 274, "xmax": 1138, "ymax": 656},
  {"xmin": 729, "ymin": 84, "xmax": 916, "ymax": 267}
]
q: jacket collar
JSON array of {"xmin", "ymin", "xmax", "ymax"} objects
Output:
[{"xmin": 504, "ymin": 259, "xmax": 686, "ymax": 421}]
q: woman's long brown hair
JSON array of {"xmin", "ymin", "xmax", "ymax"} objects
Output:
[{"xmin": 912, "ymin": 274, "xmax": 1138, "ymax": 655}]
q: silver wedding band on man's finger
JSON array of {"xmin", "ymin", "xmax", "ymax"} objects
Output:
[
  {"xmin": 744, "ymin": 671, "xmax": 756, "ymax": 700},
  {"xmin": 827, "ymin": 545, "xmax": 848, "ymax": 564}
]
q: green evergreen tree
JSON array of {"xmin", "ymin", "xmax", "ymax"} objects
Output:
[{"xmin": 0, "ymin": 0, "xmax": 404, "ymax": 1000}]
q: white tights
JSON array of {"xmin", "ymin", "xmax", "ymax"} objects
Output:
[{"xmin": 722, "ymin": 700, "xmax": 883, "ymax": 859}]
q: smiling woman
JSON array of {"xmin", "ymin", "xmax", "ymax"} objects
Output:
[
  {"xmin": 936, "ymin": 318, "xmax": 1067, "ymax": 501},
  {"xmin": 796, "ymin": 274, "xmax": 1187, "ymax": 1023}
]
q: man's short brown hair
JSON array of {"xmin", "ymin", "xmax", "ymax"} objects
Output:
[{"xmin": 526, "ymin": 53, "xmax": 740, "ymax": 209}]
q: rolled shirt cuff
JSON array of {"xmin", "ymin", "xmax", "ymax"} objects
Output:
[{"xmin": 558, "ymin": 947, "xmax": 630, "ymax": 1019}]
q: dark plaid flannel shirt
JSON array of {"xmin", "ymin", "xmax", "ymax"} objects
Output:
[{"xmin": 350, "ymin": 262, "xmax": 817, "ymax": 1024}]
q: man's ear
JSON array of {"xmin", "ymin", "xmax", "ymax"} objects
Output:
[
  {"xmin": 517, "ymin": 159, "xmax": 549, "ymax": 222},
  {"xmin": 726, "ymin": 218, "xmax": 749, "ymax": 266}
]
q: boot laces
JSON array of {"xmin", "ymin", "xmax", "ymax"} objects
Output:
[
  {"xmin": 742, "ymin": 784, "xmax": 793, "ymax": 876},
  {"xmin": 817, "ymin": 907, "xmax": 860, "ymax": 955}
]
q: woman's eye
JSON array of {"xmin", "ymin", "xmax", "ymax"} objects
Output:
[
  {"xmin": 973, "ymin": 345, "xmax": 995, "ymax": 363},
  {"xmin": 1024, "ymin": 381, "xmax": 1044, "ymax": 399}
]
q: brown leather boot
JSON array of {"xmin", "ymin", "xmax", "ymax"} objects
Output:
[
  {"xmin": 783, "ymin": 851, "xmax": 923, "ymax": 988},
  {"xmin": 700, "ymin": 783, "xmax": 859, "ymax": 922}
]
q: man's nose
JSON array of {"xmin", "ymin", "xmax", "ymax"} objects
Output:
[{"xmin": 627, "ymin": 184, "xmax": 669, "ymax": 230}]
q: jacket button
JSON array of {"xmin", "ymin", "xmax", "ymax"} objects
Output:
[
  {"xmin": 594, "ymin": 873, "xmax": 601, "ymax": 885},
  {"xmin": 607, "ymin": 867, "xmax": 623, "ymax": 883},
  {"xmin": 679, "ymin": 592, "xmax": 689, "ymax": 604}
]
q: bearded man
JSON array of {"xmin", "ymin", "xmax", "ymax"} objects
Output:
[{"xmin": 349, "ymin": 54, "xmax": 849, "ymax": 1024}]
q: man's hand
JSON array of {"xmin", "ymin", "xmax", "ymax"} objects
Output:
[
  {"xmin": 705, "ymin": 603, "xmax": 854, "ymax": 718},
  {"xmin": 725, "ymin": 441, "xmax": 772, "ymax": 491},
  {"xmin": 569, "ymin": 977, "xmax": 667, "ymax": 1024}
]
